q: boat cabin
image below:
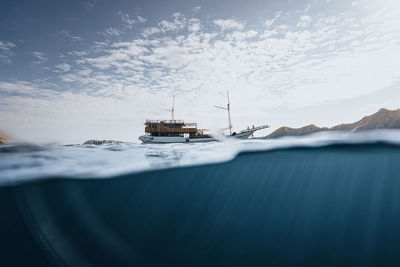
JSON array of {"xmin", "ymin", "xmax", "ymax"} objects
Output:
[{"xmin": 144, "ymin": 120, "xmax": 207, "ymax": 138}]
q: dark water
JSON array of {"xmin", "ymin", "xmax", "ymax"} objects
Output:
[{"xmin": 2, "ymin": 141, "xmax": 400, "ymax": 266}]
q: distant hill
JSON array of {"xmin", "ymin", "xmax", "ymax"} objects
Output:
[
  {"xmin": 0, "ymin": 129, "xmax": 12, "ymax": 144},
  {"xmin": 331, "ymin": 108, "xmax": 400, "ymax": 131},
  {"xmin": 266, "ymin": 124, "xmax": 329, "ymax": 139},
  {"xmin": 265, "ymin": 108, "xmax": 400, "ymax": 139}
]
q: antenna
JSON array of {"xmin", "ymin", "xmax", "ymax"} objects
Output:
[
  {"xmin": 227, "ymin": 91, "xmax": 232, "ymax": 135},
  {"xmin": 214, "ymin": 90, "xmax": 233, "ymax": 135}
]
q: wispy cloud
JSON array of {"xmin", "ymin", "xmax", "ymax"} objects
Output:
[
  {"xmin": 0, "ymin": 81, "xmax": 55, "ymax": 97},
  {"xmin": 213, "ymin": 19, "xmax": 245, "ymax": 31},
  {"xmin": 69, "ymin": 51, "xmax": 88, "ymax": 57},
  {"xmin": 83, "ymin": 0, "xmax": 97, "ymax": 11},
  {"xmin": 53, "ymin": 5, "xmax": 400, "ymax": 114},
  {"xmin": 55, "ymin": 63, "xmax": 71, "ymax": 72},
  {"xmin": 137, "ymin": 16, "xmax": 147, "ymax": 23},
  {"xmin": 296, "ymin": 15, "xmax": 312, "ymax": 27},
  {"xmin": 31, "ymin": 51, "xmax": 48, "ymax": 64},
  {"xmin": 142, "ymin": 27, "xmax": 161, "ymax": 38},
  {"xmin": 56, "ymin": 30, "xmax": 83, "ymax": 42},
  {"xmin": 141, "ymin": 13, "xmax": 188, "ymax": 37},
  {"xmin": 103, "ymin": 27, "xmax": 123, "ymax": 36},
  {"xmin": 118, "ymin": 11, "xmax": 147, "ymax": 29},
  {"xmin": 188, "ymin": 18, "xmax": 201, "ymax": 32},
  {"xmin": 265, "ymin": 11, "xmax": 282, "ymax": 28},
  {"xmin": 0, "ymin": 41, "xmax": 16, "ymax": 64},
  {"xmin": 158, "ymin": 13, "xmax": 186, "ymax": 32},
  {"xmin": 193, "ymin": 6, "xmax": 201, "ymax": 13}
]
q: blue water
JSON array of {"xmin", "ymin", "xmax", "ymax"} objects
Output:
[{"xmin": 2, "ymin": 130, "xmax": 400, "ymax": 266}]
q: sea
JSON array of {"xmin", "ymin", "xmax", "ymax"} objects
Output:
[{"xmin": 2, "ymin": 130, "xmax": 400, "ymax": 266}]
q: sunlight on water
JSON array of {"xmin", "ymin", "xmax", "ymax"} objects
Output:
[{"xmin": 1, "ymin": 129, "xmax": 400, "ymax": 185}]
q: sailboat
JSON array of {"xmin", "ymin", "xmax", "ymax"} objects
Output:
[{"xmin": 215, "ymin": 91, "xmax": 269, "ymax": 139}]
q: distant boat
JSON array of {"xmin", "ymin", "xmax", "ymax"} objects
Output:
[{"xmin": 138, "ymin": 92, "xmax": 269, "ymax": 144}]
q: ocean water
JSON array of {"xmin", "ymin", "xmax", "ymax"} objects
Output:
[
  {"xmin": 2, "ymin": 130, "xmax": 400, "ymax": 266},
  {"xmin": 2, "ymin": 130, "xmax": 400, "ymax": 185}
]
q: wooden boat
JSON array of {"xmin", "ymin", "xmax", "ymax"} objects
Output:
[{"xmin": 138, "ymin": 92, "xmax": 269, "ymax": 144}]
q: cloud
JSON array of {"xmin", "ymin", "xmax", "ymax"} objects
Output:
[
  {"xmin": 104, "ymin": 27, "xmax": 123, "ymax": 36},
  {"xmin": 193, "ymin": 6, "xmax": 201, "ymax": 13},
  {"xmin": 118, "ymin": 11, "xmax": 147, "ymax": 29},
  {"xmin": 137, "ymin": 16, "xmax": 147, "ymax": 23},
  {"xmin": 56, "ymin": 30, "xmax": 83, "ymax": 42},
  {"xmin": 141, "ymin": 13, "xmax": 189, "ymax": 37},
  {"xmin": 265, "ymin": 11, "xmax": 282, "ymax": 29},
  {"xmin": 158, "ymin": 13, "xmax": 186, "ymax": 32},
  {"xmin": 213, "ymin": 19, "xmax": 245, "ymax": 31},
  {"xmin": 0, "ymin": 41, "xmax": 16, "ymax": 64},
  {"xmin": 0, "ymin": 41, "xmax": 15, "ymax": 50},
  {"xmin": 31, "ymin": 51, "xmax": 48, "ymax": 64},
  {"xmin": 296, "ymin": 15, "xmax": 312, "ymax": 27},
  {"xmin": 0, "ymin": 80, "xmax": 154, "ymax": 143},
  {"xmin": 0, "ymin": 81, "xmax": 56, "ymax": 97},
  {"xmin": 188, "ymin": 18, "xmax": 201, "ymax": 32},
  {"xmin": 158, "ymin": 20, "xmax": 179, "ymax": 32},
  {"xmin": 142, "ymin": 27, "xmax": 161, "ymax": 38},
  {"xmin": 55, "ymin": 63, "xmax": 71, "ymax": 72},
  {"xmin": 83, "ymin": 0, "xmax": 97, "ymax": 11},
  {"xmin": 118, "ymin": 11, "xmax": 136, "ymax": 26},
  {"xmin": 53, "ymin": 7, "xmax": 400, "ymax": 115},
  {"xmin": 69, "ymin": 51, "xmax": 88, "ymax": 57}
]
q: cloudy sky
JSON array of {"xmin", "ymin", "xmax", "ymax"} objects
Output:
[{"xmin": 1, "ymin": 0, "xmax": 400, "ymax": 143}]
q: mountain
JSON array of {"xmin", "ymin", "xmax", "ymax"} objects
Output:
[
  {"xmin": 331, "ymin": 108, "xmax": 400, "ymax": 131},
  {"xmin": 265, "ymin": 108, "xmax": 400, "ymax": 139},
  {"xmin": 0, "ymin": 129, "xmax": 11, "ymax": 144},
  {"xmin": 266, "ymin": 124, "xmax": 329, "ymax": 139}
]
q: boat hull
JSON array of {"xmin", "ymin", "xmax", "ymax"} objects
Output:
[
  {"xmin": 230, "ymin": 131, "xmax": 254, "ymax": 139},
  {"xmin": 138, "ymin": 132, "xmax": 254, "ymax": 144},
  {"xmin": 138, "ymin": 135, "xmax": 216, "ymax": 144}
]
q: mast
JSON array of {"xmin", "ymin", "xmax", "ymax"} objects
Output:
[
  {"xmin": 214, "ymin": 90, "xmax": 233, "ymax": 135},
  {"xmin": 162, "ymin": 96, "xmax": 176, "ymax": 121},
  {"xmin": 171, "ymin": 96, "xmax": 175, "ymax": 121},
  {"xmin": 227, "ymin": 91, "xmax": 232, "ymax": 135}
]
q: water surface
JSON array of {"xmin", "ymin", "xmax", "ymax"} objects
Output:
[{"xmin": 2, "ymin": 131, "xmax": 400, "ymax": 266}]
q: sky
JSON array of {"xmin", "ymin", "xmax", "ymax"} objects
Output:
[{"xmin": 1, "ymin": 0, "xmax": 400, "ymax": 143}]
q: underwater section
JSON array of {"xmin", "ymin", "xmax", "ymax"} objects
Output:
[{"xmin": 2, "ymin": 142, "xmax": 400, "ymax": 266}]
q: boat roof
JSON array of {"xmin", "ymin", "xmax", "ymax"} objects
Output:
[{"xmin": 145, "ymin": 119, "xmax": 184, "ymax": 124}]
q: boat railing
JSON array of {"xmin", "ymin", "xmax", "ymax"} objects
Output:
[
  {"xmin": 145, "ymin": 119, "xmax": 184, "ymax": 124},
  {"xmin": 239, "ymin": 124, "xmax": 270, "ymax": 133}
]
